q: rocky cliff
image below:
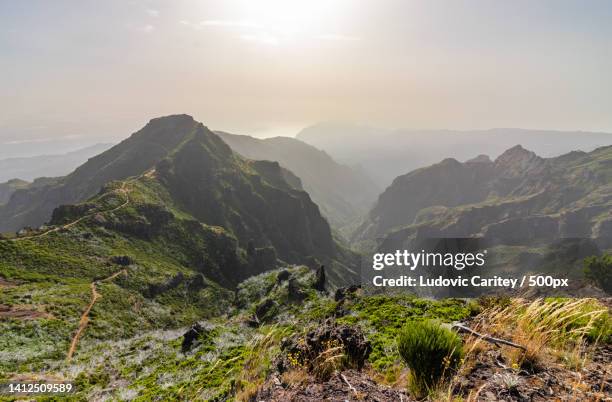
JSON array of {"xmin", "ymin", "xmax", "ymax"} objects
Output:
[
  {"xmin": 354, "ymin": 145, "xmax": 612, "ymax": 251},
  {"xmin": 216, "ymin": 131, "xmax": 379, "ymax": 230}
]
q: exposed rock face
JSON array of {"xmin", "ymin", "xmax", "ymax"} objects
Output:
[
  {"xmin": 357, "ymin": 157, "xmax": 496, "ymax": 239},
  {"xmin": 334, "ymin": 285, "xmax": 361, "ymax": 302},
  {"xmin": 256, "ymin": 369, "xmax": 410, "ymax": 401},
  {"xmin": 156, "ymin": 123, "xmax": 337, "ymax": 266},
  {"xmin": 110, "ymin": 255, "xmax": 134, "ymax": 266},
  {"xmin": 50, "ymin": 203, "xmax": 96, "ymax": 225},
  {"xmin": 277, "ymin": 319, "xmax": 372, "ymax": 373},
  {"xmin": 354, "ymin": 145, "xmax": 612, "ymax": 250},
  {"xmin": 288, "ymin": 278, "xmax": 307, "ymax": 302},
  {"xmin": 313, "ymin": 265, "xmax": 326, "ymax": 291},
  {"xmin": 181, "ymin": 322, "xmax": 213, "ymax": 353},
  {"xmin": 276, "ymin": 270, "xmax": 291, "ymax": 283},
  {"xmin": 254, "ymin": 298, "xmax": 279, "ymax": 324},
  {"xmin": 103, "ymin": 204, "xmax": 174, "ymax": 240}
]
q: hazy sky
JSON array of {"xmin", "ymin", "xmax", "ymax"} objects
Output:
[{"xmin": 1, "ymin": 0, "xmax": 612, "ymax": 152}]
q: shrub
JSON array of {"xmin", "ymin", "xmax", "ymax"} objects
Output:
[
  {"xmin": 397, "ymin": 320, "xmax": 463, "ymax": 398},
  {"xmin": 583, "ymin": 255, "xmax": 611, "ymax": 293}
]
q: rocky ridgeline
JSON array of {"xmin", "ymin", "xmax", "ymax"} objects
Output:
[
  {"xmin": 354, "ymin": 145, "xmax": 612, "ymax": 251},
  {"xmin": 13, "ymin": 115, "xmax": 357, "ymax": 287}
]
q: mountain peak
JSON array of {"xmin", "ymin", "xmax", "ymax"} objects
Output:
[
  {"xmin": 494, "ymin": 144, "xmax": 543, "ymax": 170},
  {"xmin": 496, "ymin": 144, "xmax": 533, "ymax": 159},
  {"xmin": 439, "ymin": 157, "xmax": 461, "ymax": 166},
  {"xmin": 137, "ymin": 114, "xmax": 199, "ymax": 137},
  {"xmin": 147, "ymin": 114, "xmax": 195, "ymax": 125},
  {"xmin": 466, "ymin": 154, "xmax": 492, "ymax": 164}
]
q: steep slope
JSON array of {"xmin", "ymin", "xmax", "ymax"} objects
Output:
[
  {"xmin": 1, "ymin": 114, "xmax": 358, "ymax": 285},
  {"xmin": 354, "ymin": 145, "xmax": 612, "ymax": 252},
  {"xmin": 153, "ymin": 124, "xmax": 338, "ymax": 266},
  {"xmin": 0, "ymin": 179, "xmax": 29, "ymax": 205},
  {"xmin": 297, "ymin": 123, "xmax": 612, "ymax": 184},
  {"xmin": 0, "ymin": 115, "xmax": 209, "ymax": 232},
  {"xmin": 0, "ymin": 143, "xmax": 113, "ymax": 182},
  {"xmin": 215, "ymin": 131, "xmax": 379, "ymax": 229}
]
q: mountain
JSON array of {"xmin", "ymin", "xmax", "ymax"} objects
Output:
[
  {"xmin": 215, "ymin": 131, "xmax": 379, "ymax": 229},
  {"xmin": 0, "ymin": 115, "xmax": 356, "ymax": 279},
  {"xmin": 354, "ymin": 145, "xmax": 612, "ymax": 254},
  {"xmin": 296, "ymin": 123, "xmax": 612, "ymax": 185},
  {"xmin": 0, "ymin": 143, "xmax": 113, "ymax": 183},
  {"xmin": 0, "ymin": 116, "xmax": 216, "ymax": 232},
  {"xmin": 0, "ymin": 179, "xmax": 29, "ymax": 205},
  {"xmin": 0, "ymin": 125, "xmax": 609, "ymax": 400}
]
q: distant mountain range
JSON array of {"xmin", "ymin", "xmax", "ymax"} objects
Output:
[
  {"xmin": 216, "ymin": 131, "xmax": 379, "ymax": 229},
  {"xmin": 353, "ymin": 144, "xmax": 612, "ymax": 281},
  {"xmin": 297, "ymin": 122, "xmax": 612, "ymax": 185},
  {"xmin": 0, "ymin": 122, "xmax": 376, "ymax": 237},
  {"xmin": 0, "ymin": 143, "xmax": 113, "ymax": 182},
  {"xmin": 2, "ymin": 115, "xmax": 610, "ymax": 283}
]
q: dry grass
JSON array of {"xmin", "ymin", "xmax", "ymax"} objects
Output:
[
  {"xmin": 312, "ymin": 339, "xmax": 346, "ymax": 381},
  {"xmin": 434, "ymin": 297, "xmax": 609, "ymax": 401},
  {"xmin": 280, "ymin": 368, "xmax": 309, "ymax": 386},
  {"xmin": 234, "ymin": 325, "xmax": 292, "ymax": 401},
  {"xmin": 480, "ymin": 298, "xmax": 607, "ymax": 370},
  {"xmin": 366, "ymin": 363, "xmax": 409, "ymax": 389}
]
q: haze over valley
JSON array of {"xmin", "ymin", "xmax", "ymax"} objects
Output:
[{"xmin": 1, "ymin": 1, "xmax": 611, "ymax": 400}]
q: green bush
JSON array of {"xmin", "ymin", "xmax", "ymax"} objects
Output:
[
  {"xmin": 397, "ymin": 320, "xmax": 463, "ymax": 398},
  {"xmin": 583, "ymin": 254, "xmax": 611, "ymax": 294}
]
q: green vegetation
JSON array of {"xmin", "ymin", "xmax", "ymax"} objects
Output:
[
  {"xmin": 583, "ymin": 254, "xmax": 612, "ymax": 293},
  {"xmin": 0, "ymin": 118, "xmax": 610, "ymax": 401},
  {"xmin": 336, "ymin": 295, "xmax": 472, "ymax": 372},
  {"xmin": 397, "ymin": 320, "xmax": 463, "ymax": 398}
]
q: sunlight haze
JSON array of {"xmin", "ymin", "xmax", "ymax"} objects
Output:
[{"xmin": 2, "ymin": 0, "xmax": 612, "ymax": 151}]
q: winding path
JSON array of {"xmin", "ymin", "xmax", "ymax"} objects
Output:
[
  {"xmin": 10, "ymin": 180, "xmax": 131, "ymax": 242},
  {"xmin": 66, "ymin": 269, "xmax": 127, "ymax": 361},
  {"xmin": 2, "ymin": 173, "xmax": 153, "ymax": 361},
  {"xmin": 0, "ymin": 178, "xmax": 135, "ymax": 360}
]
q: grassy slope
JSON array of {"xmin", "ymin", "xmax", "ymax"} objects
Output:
[{"xmin": 0, "ymin": 176, "xmax": 237, "ymax": 376}]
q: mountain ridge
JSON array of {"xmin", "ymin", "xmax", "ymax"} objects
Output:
[
  {"xmin": 297, "ymin": 123, "xmax": 612, "ymax": 184},
  {"xmin": 2, "ymin": 114, "xmax": 359, "ymax": 286},
  {"xmin": 0, "ymin": 115, "xmax": 215, "ymax": 232},
  {"xmin": 215, "ymin": 131, "xmax": 379, "ymax": 230},
  {"xmin": 353, "ymin": 144, "xmax": 612, "ymax": 251}
]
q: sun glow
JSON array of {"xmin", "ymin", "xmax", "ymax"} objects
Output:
[{"xmin": 204, "ymin": 0, "xmax": 354, "ymax": 45}]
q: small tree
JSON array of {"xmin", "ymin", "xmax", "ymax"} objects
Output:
[
  {"xmin": 397, "ymin": 320, "xmax": 463, "ymax": 398},
  {"xmin": 583, "ymin": 255, "xmax": 611, "ymax": 294}
]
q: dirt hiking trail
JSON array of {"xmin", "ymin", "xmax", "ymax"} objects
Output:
[{"xmin": 66, "ymin": 269, "xmax": 127, "ymax": 361}]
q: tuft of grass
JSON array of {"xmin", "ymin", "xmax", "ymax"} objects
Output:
[
  {"xmin": 480, "ymin": 298, "xmax": 609, "ymax": 372},
  {"xmin": 311, "ymin": 339, "xmax": 347, "ymax": 381},
  {"xmin": 280, "ymin": 368, "xmax": 309, "ymax": 387},
  {"xmin": 397, "ymin": 320, "xmax": 463, "ymax": 398},
  {"xmin": 234, "ymin": 325, "xmax": 292, "ymax": 400}
]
